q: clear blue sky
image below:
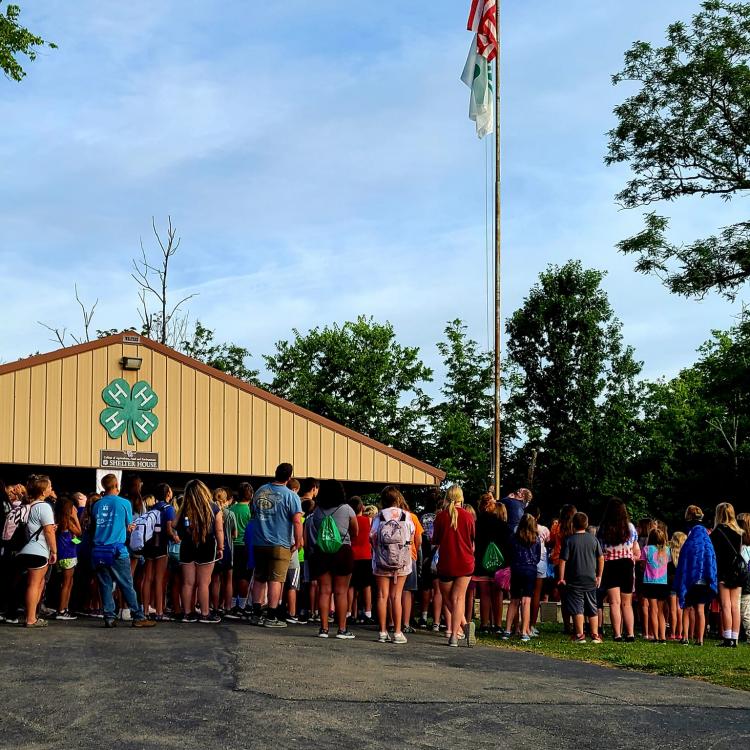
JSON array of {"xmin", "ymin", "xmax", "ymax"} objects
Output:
[{"xmin": 0, "ymin": 0, "xmax": 742, "ymax": 386}]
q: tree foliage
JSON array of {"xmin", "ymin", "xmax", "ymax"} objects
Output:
[
  {"xmin": 181, "ymin": 321, "xmax": 259, "ymax": 385},
  {"xmin": 505, "ymin": 261, "xmax": 644, "ymax": 509},
  {"xmin": 264, "ymin": 316, "xmax": 432, "ymax": 454},
  {"xmin": 429, "ymin": 320, "xmax": 495, "ymax": 499},
  {"xmin": 1, "ymin": 3, "xmax": 55, "ymax": 82},
  {"xmin": 607, "ymin": 0, "xmax": 750, "ymax": 299}
]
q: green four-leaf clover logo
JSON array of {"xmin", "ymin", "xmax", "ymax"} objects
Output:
[{"xmin": 100, "ymin": 378, "xmax": 159, "ymax": 445}]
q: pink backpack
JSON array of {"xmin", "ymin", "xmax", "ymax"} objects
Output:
[{"xmin": 374, "ymin": 511, "xmax": 411, "ymax": 571}]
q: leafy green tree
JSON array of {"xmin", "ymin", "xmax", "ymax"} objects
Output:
[
  {"xmin": 264, "ymin": 316, "xmax": 432, "ymax": 454},
  {"xmin": 430, "ymin": 320, "xmax": 494, "ymax": 499},
  {"xmin": 607, "ymin": 0, "xmax": 750, "ymax": 299},
  {"xmin": 505, "ymin": 261, "xmax": 644, "ymax": 510},
  {"xmin": 1, "ymin": 3, "xmax": 56, "ymax": 82},
  {"xmin": 181, "ymin": 321, "xmax": 259, "ymax": 385}
]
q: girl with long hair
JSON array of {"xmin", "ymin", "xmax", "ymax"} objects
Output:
[
  {"xmin": 175, "ymin": 479, "xmax": 225, "ymax": 623},
  {"xmin": 503, "ymin": 513, "xmax": 541, "ymax": 641},
  {"xmin": 597, "ymin": 497, "xmax": 640, "ymax": 641},
  {"xmin": 473, "ymin": 492, "xmax": 509, "ymax": 634},
  {"xmin": 640, "ymin": 527, "xmax": 670, "ymax": 642},
  {"xmin": 711, "ymin": 502, "xmax": 744, "ymax": 647},
  {"xmin": 370, "ymin": 486, "xmax": 415, "ymax": 644},
  {"xmin": 432, "ymin": 485, "xmax": 476, "ymax": 647},
  {"xmin": 737, "ymin": 513, "xmax": 750, "ymax": 643},
  {"xmin": 142, "ymin": 483, "xmax": 178, "ymax": 621},
  {"xmin": 667, "ymin": 531, "xmax": 686, "ymax": 641},
  {"xmin": 549, "ymin": 504, "xmax": 576, "ymax": 633},
  {"xmin": 54, "ymin": 495, "xmax": 82, "ymax": 620}
]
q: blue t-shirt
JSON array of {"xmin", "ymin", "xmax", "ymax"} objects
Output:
[
  {"xmin": 92, "ymin": 494, "xmax": 132, "ymax": 550},
  {"xmin": 502, "ymin": 496, "xmax": 526, "ymax": 532},
  {"xmin": 251, "ymin": 483, "xmax": 302, "ymax": 548}
]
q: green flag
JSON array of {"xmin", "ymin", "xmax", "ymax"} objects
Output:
[{"xmin": 461, "ymin": 33, "xmax": 494, "ymax": 139}]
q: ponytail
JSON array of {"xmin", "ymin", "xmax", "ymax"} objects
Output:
[{"xmin": 445, "ymin": 484, "xmax": 464, "ymax": 530}]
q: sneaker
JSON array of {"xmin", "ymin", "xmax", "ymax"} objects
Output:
[
  {"xmin": 224, "ymin": 607, "xmax": 244, "ymax": 620},
  {"xmin": 624, "ymin": 635, "xmax": 635, "ymax": 643},
  {"xmin": 25, "ymin": 619, "xmax": 48, "ymax": 628},
  {"xmin": 310, "ymin": 613, "xmax": 321, "ymax": 623},
  {"xmin": 91, "ymin": 609, "xmax": 104, "ymax": 619},
  {"xmin": 377, "ymin": 631, "xmax": 391, "ymax": 643},
  {"xmin": 572, "ymin": 634, "xmax": 586, "ymax": 644},
  {"xmin": 402, "ymin": 625, "xmax": 416, "ymax": 634},
  {"xmin": 318, "ymin": 628, "xmax": 329, "ymax": 638},
  {"xmin": 39, "ymin": 605, "xmax": 56, "ymax": 618},
  {"xmin": 431, "ymin": 623, "xmax": 440, "ymax": 633},
  {"xmin": 591, "ymin": 634, "xmax": 604, "ymax": 644},
  {"xmin": 132, "ymin": 618, "xmax": 157, "ymax": 628},
  {"xmin": 464, "ymin": 621, "xmax": 477, "ymax": 647},
  {"xmin": 263, "ymin": 617, "xmax": 288, "ymax": 628},
  {"xmin": 418, "ymin": 619, "xmax": 428, "ymax": 630},
  {"xmin": 500, "ymin": 630, "xmax": 511, "ymax": 640},
  {"xmin": 55, "ymin": 610, "xmax": 77, "ymax": 621},
  {"xmin": 392, "ymin": 632, "xmax": 408, "ymax": 644},
  {"xmin": 172, "ymin": 613, "xmax": 185, "ymax": 623},
  {"xmin": 521, "ymin": 634, "xmax": 531, "ymax": 643},
  {"xmin": 286, "ymin": 616, "xmax": 300, "ymax": 625},
  {"xmin": 336, "ymin": 629, "xmax": 356, "ymax": 640},
  {"xmin": 4, "ymin": 616, "xmax": 20, "ymax": 625},
  {"xmin": 118, "ymin": 608, "xmax": 132, "ymax": 622},
  {"xmin": 447, "ymin": 635, "xmax": 459, "ymax": 647},
  {"xmin": 247, "ymin": 613, "xmax": 261, "ymax": 626},
  {"xmin": 530, "ymin": 626, "xmax": 540, "ymax": 637},
  {"xmin": 184, "ymin": 612, "xmax": 198, "ymax": 624},
  {"xmin": 104, "ymin": 619, "xmax": 117, "ymax": 629},
  {"xmin": 199, "ymin": 613, "xmax": 222, "ymax": 624}
]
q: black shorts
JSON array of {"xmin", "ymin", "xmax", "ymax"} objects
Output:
[
  {"xmin": 351, "ymin": 559, "xmax": 374, "ymax": 590},
  {"xmin": 685, "ymin": 584, "xmax": 715, "ymax": 607},
  {"xmin": 179, "ymin": 537, "xmax": 217, "ymax": 565},
  {"xmin": 563, "ymin": 587, "xmax": 598, "ymax": 617},
  {"xmin": 309, "ymin": 545, "xmax": 354, "ymax": 579},
  {"xmin": 420, "ymin": 559, "xmax": 436, "ymax": 589},
  {"xmin": 233, "ymin": 546, "xmax": 252, "ymax": 580},
  {"xmin": 142, "ymin": 544, "xmax": 168, "ymax": 561},
  {"xmin": 602, "ymin": 558, "xmax": 635, "ymax": 594},
  {"xmin": 510, "ymin": 569, "xmax": 536, "ymax": 599},
  {"xmin": 15, "ymin": 554, "xmax": 48, "ymax": 572},
  {"xmin": 642, "ymin": 583, "xmax": 670, "ymax": 601}
]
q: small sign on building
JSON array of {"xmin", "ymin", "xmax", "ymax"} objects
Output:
[{"xmin": 100, "ymin": 449, "xmax": 159, "ymax": 471}]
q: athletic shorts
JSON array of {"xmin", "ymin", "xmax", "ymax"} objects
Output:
[
  {"xmin": 685, "ymin": 583, "xmax": 715, "ymax": 607},
  {"xmin": 420, "ymin": 559, "xmax": 436, "ymax": 588},
  {"xmin": 15, "ymin": 554, "xmax": 48, "ymax": 571},
  {"xmin": 510, "ymin": 569, "xmax": 536, "ymax": 599},
  {"xmin": 142, "ymin": 544, "xmax": 168, "ymax": 561},
  {"xmin": 351, "ymin": 559, "xmax": 374, "ymax": 591},
  {"xmin": 602, "ymin": 558, "xmax": 635, "ymax": 594},
  {"xmin": 563, "ymin": 587, "xmax": 598, "ymax": 617},
  {"xmin": 179, "ymin": 537, "xmax": 217, "ymax": 565},
  {"xmin": 57, "ymin": 558, "xmax": 77, "ymax": 571},
  {"xmin": 309, "ymin": 545, "xmax": 354, "ymax": 579},
  {"xmin": 404, "ymin": 560, "xmax": 418, "ymax": 592},
  {"xmin": 233, "ymin": 545, "xmax": 252, "ymax": 580},
  {"xmin": 642, "ymin": 582, "xmax": 670, "ymax": 601},
  {"xmin": 285, "ymin": 564, "xmax": 301, "ymax": 591},
  {"xmin": 253, "ymin": 545, "xmax": 292, "ymax": 583}
]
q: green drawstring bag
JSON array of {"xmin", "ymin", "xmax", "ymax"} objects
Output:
[
  {"xmin": 482, "ymin": 542, "xmax": 504, "ymax": 573},
  {"xmin": 316, "ymin": 513, "xmax": 343, "ymax": 554}
]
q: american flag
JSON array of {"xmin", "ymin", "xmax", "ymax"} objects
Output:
[{"xmin": 467, "ymin": 0, "xmax": 498, "ymax": 61}]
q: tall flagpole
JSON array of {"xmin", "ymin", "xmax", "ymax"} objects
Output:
[{"xmin": 493, "ymin": 0, "xmax": 502, "ymax": 493}]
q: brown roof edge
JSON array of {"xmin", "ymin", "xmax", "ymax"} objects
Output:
[{"xmin": 0, "ymin": 331, "xmax": 447, "ymax": 482}]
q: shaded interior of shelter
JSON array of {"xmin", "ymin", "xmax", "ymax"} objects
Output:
[{"xmin": 0, "ymin": 463, "xmax": 403, "ymax": 498}]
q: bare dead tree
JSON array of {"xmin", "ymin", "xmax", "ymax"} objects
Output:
[
  {"xmin": 131, "ymin": 216, "xmax": 196, "ymax": 346},
  {"xmin": 38, "ymin": 284, "xmax": 99, "ymax": 347}
]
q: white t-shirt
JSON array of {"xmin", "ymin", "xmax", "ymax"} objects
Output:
[{"xmin": 20, "ymin": 501, "xmax": 55, "ymax": 557}]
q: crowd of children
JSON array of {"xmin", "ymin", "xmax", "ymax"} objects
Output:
[{"xmin": 1, "ymin": 468, "xmax": 748, "ymax": 649}]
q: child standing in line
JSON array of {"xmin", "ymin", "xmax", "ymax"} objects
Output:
[
  {"xmin": 737, "ymin": 514, "xmax": 750, "ymax": 642},
  {"xmin": 667, "ymin": 531, "xmax": 686, "ymax": 641},
  {"xmin": 640, "ymin": 528, "xmax": 670, "ymax": 642},
  {"xmin": 558, "ymin": 512, "xmax": 604, "ymax": 644},
  {"xmin": 503, "ymin": 514, "xmax": 541, "ymax": 642}
]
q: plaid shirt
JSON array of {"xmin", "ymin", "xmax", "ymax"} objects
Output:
[{"xmin": 600, "ymin": 523, "xmax": 638, "ymax": 562}]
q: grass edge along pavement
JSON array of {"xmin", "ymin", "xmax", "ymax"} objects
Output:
[{"xmin": 479, "ymin": 624, "xmax": 750, "ymax": 692}]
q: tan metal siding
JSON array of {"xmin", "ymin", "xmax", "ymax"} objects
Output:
[
  {"xmin": 293, "ymin": 415, "xmax": 308, "ymax": 476},
  {"xmin": 28, "ymin": 365, "xmax": 46, "ymax": 464},
  {"xmin": 209, "ymin": 377, "xmax": 224, "ymax": 474},
  {"xmin": 14, "ymin": 368, "xmax": 30, "ymax": 464},
  {"xmin": 223, "ymin": 384, "xmax": 238, "ymax": 476},
  {"xmin": 150, "ymin": 352, "xmax": 168, "ymax": 461},
  {"xmin": 194, "ymin": 372, "xmax": 210, "ymax": 474},
  {"xmin": 180, "ymin": 366, "xmax": 196, "ymax": 473},
  {"xmin": 347, "ymin": 439, "xmax": 361, "ymax": 481},
  {"xmin": 279, "ymin": 409, "xmax": 293, "ymax": 467},
  {"xmin": 44, "ymin": 360, "xmax": 62, "ymax": 466},
  {"xmin": 251, "ymin": 396, "xmax": 266, "ymax": 476},
  {"xmin": 0, "ymin": 373, "xmax": 14, "ymax": 462},
  {"xmin": 320, "ymin": 427, "xmax": 334, "ymax": 479},
  {"xmin": 266, "ymin": 404, "xmax": 280, "ymax": 475},
  {"xmin": 165, "ymin": 358, "xmax": 181, "ymax": 470},
  {"xmin": 306, "ymin": 422, "xmax": 321, "ymax": 478},
  {"xmin": 360, "ymin": 445, "xmax": 374, "ymax": 482},
  {"xmin": 237, "ymin": 391, "xmax": 252, "ymax": 474},
  {"xmin": 60, "ymin": 357, "xmax": 77, "ymax": 465}
]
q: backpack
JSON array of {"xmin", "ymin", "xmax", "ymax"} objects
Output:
[
  {"xmin": 316, "ymin": 510, "xmax": 343, "ymax": 554},
  {"xmin": 145, "ymin": 503, "xmax": 167, "ymax": 550},
  {"xmin": 374, "ymin": 511, "xmax": 411, "ymax": 572},
  {"xmin": 128, "ymin": 510, "xmax": 160, "ymax": 553},
  {"xmin": 482, "ymin": 542, "xmax": 505, "ymax": 573},
  {"xmin": 1, "ymin": 504, "xmax": 43, "ymax": 556}
]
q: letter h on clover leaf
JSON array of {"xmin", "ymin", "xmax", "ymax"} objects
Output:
[{"xmin": 100, "ymin": 378, "xmax": 159, "ymax": 445}]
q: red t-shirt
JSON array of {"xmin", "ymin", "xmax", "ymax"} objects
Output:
[
  {"xmin": 432, "ymin": 508, "xmax": 475, "ymax": 577},
  {"xmin": 350, "ymin": 514, "xmax": 372, "ymax": 561}
]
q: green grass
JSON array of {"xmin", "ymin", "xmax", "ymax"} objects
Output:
[{"xmin": 479, "ymin": 625, "xmax": 750, "ymax": 691}]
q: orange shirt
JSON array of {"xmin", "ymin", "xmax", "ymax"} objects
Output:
[{"xmin": 410, "ymin": 512, "xmax": 424, "ymax": 561}]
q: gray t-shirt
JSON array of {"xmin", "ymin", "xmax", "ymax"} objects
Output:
[
  {"xmin": 306, "ymin": 505, "xmax": 356, "ymax": 548},
  {"xmin": 20, "ymin": 501, "xmax": 55, "ymax": 557},
  {"xmin": 560, "ymin": 532, "xmax": 602, "ymax": 590}
]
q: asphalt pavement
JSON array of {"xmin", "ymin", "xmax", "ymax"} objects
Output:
[{"xmin": 1, "ymin": 618, "xmax": 749, "ymax": 749}]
